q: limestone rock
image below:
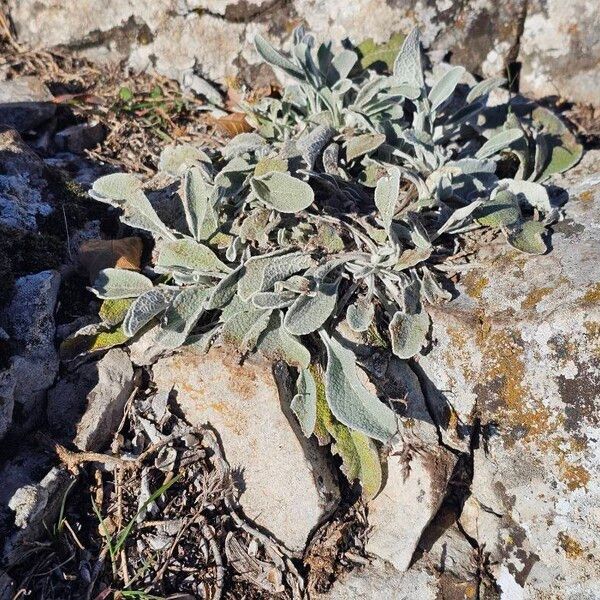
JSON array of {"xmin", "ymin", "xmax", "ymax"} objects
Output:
[
  {"xmin": 416, "ymin": 173, "xmax": 600, "ymax": 596},
  {"xmin": 315, "ymin": 559, "xmax": 440, "ymax": 600},
  {"xmin": 152, "ymin": 345, "xmax": 339, "ymax": 552},
  {"xmin": 366, "ymin": 443, "xmax": 456, "ymax": 572},
  {"xmin": 0, "ymin": 128, "xmax": 52, "ymax": 232},
  {"xmin": 72, "ymin": 348, "xmax": 135, "ymax": 451},
  {"xmin": 519, "ymin": 0, "xmax": 600, "ymax": 106},
  {"xmin": 0, "ymin": 77, "xmax": 55, "ymax": 132},
  {"xmin": 8, "ymin": 0, "xmax": 600, "ymax": 106},
  {"xmin": 0, "ymin": 270, "xmax": 60, "ymax": 433},
  {"xmin": 2, "ymin": 467, "xmax": 73, "ymax": 563}
]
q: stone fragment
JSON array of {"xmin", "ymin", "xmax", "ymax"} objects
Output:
[
  {"xmin": 71, "ymin": 348, "xmax": 135, "ymax": 451},
  {"xmin": 365, "ymin": 444, "xmax": 456, "ymax": 572},
  {"xmin": 152, "ymin": 345, "xmax": 339, "ymax": 552},
  {"xmin": 314, "ymin": 558, "xmax": 439, "ymax": 600},
  {"xmin": 54, "ymin": 121, "xmax": 105, "ymax": 153},
  {"xmin": 2, "ymin": 467, "xmax": 73, "ymax": 563},
  {"xmin": 0, "ymin": 77, "xmax": 55, "ymax": 131},
  {"xmin": 0, "ymin": 368, "xmax": 16, "ymax": 441},
  {"xmin": 0, "ymin": 270, "xmax": 60, "ymax": 432},
  {"xmin": 127, "ymin": 326, "xmax": 168, "ymax": 366},
  {"xmin": 0, "ymin": 571, "xmax": 14, "ymax": 600}
]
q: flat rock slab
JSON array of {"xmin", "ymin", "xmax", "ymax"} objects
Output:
[{"xmin": 152, "ymin": 345, "xmax": 339, "ymax": 553}]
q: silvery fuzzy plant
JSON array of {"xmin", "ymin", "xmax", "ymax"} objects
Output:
[{"xmin": 84, "ymin": 28, "xmax": 581, "ymax": 498}]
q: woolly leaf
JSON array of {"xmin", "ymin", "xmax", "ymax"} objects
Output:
[
  {"xmin": 122, "ymin": 288, "xmax": 175, "ymax": 337},
  {"xmin": 181, "ymin": 166, "xmax": 213, "ymax": 241},
  {"xmin": 475, "ymin": 129, "xmax": 524, "ymax": 159},
  {"xmin": 251, "ymin": 172, "xmax": 315, "ymax": 213},
  {"xmin": 156, "ymin": 286, "xmax": 211, "ymax": 348},
  {"xmin": 346, "ymin": 133, "xmax": 386, "ymax": 162},
  {"xmin": 436, "ymin": 199, "xmax": 483, "ymax": 236},
  {"xmin": 389, "ymin": 309, "xmax": 429, "ymax": 359},
  {"xmin": 254, "ymin": 157, "xmax": 288, "ymax": 177},
  {"xmin": 159, "ymin": 144, "xmax": 211, "ymax": 176},
  {"xmin": 428, "ymin": 66, "xmax": 465, "ymax": 112},
  {"xmin": 320, "ymin": 331, "xmax": 398, "ymax": 442},
  {"xmin": 156, "ymin": 239, "xmax": 230, "ymax": 273},
  {"xmin": 347, "ymin": 295, "xmax": 375, "ymax": 332},
  {"xmin": 475, "ymin": 190, "xmax": 521, "ymax": 227},
  {"xmin": 252, "ymin": 290, "xmax": 296, "ymax": 309},
  {"xmin": 374, "ymin": 165, "xmax": 401, "ymax": 231},
  {"xmin": 466, "ymin": 76, "xmax": 506, "ymax": 103},
  {"xmin": 255, "ymin": 34, "xmax": 305, "ymax": 80},
  {"xmin": 284, "ymin": 282, "xmax": 339, "ymax": 335},
  {"xmin": 498, "ymin": 179, "xmax": 551, "ymax": 213},
  {"xmin": 99, "ymin": 298, "xmax": 134, "ymax": 327},
  {"xmin": 91, "ymin": 268, "xmax": 153, "ymax": 299},
  {"xmin": 507, "ymin": 220, "xmax": 547, "ymax": 255},
  {"xmin": 357, "ymin": 33, "xmax": 405, "ymax": 72},
  {"xmin": 393, "ymin": 28, "xmax": 424, "ymax": 92},
  {"xmin": 207, "ymin": 265, "xmax": 244, "ymax": 310},
  {"xmin": 257, "ymin": 311, "xmax": 311, "ymax": 368}
]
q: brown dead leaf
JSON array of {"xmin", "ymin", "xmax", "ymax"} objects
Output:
[
  {"xmin": 214, "ymin": 112, "xmax": 253, "ymax": 137},
  {"xmin": 79, "ymin": 237, "xmax": 143, "ymax": 282}
]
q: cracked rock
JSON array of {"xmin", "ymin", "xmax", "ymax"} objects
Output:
[
  {"xmin": 416, "ymin": 172, "xmax": 600, "ymax": 597},
  {"xmin": 0, "ymin": 270, "xmax": 60, "ymax": 434},
  {"xmin": 0, "ymin": 77, "xmax": 56, "ymax": 132},
  {"xmin": 50, "ymin": 348, "xmax": 135, "ymax": 451},
  {"xmin": 152, "ymin": 344, "xmax": 340, "ymax": 552}
]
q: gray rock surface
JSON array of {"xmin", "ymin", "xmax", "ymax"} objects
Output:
[
  {"xmin": 2, "ymin": 467, "xmax": 73, "ymax": 564},
  {"xmin": 6, "ymin": 0, "xmax": 600, "ymax": 105},
  {"xmin": 152, "ymin": 344, "xmax": 340, "ymax": 552},
  {"xmin": 72, "ymin": 348, "xmax": 135, "ymax": 451},
  {"xmin": 55, "ymin": 121, "xmax": 105, "ymax": 154},
  {"xmin": 0, "ymin": 77, "xmax": 55, "ymax": 132},
  {"xmin": 0, "ymin": 270, "xmax": 60, "ymax": 434},
  {"xmin": 415, "ymin": 173, "xmax": 600, "ymax": 597},
  {"xmin": 315, "ymin": 559, "xmax": 440, "ymax": 600},
  {"xmin": 0, "ymin": 571, "xmax": 14, "ymax": 600},
  {"xmin": 0, "ymin": 128, "xmax": 52, "ymax": 232}
]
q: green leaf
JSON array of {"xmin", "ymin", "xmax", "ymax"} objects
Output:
[
  {"xmin": 319, "ymin": 332, "xmax": 398, "ymax": 442},
  {"xmin": 155, "ymin": 286, "xmax": 211, "ymax": 348},
  {"xmin": 251, "ymin": 172, "xmax": 315, "ymax": 213},
  {"xmin": 475, "ymin": 190, "xmax": 521, "ymax": 227},
  {"xmin": 291, "ymin": 368, "xmax": 317, "ymax": 437},
  {"xmin": 91, "ymin": 268, "xmax": 153, "ymax": 299},
  {"xmin": 206, "ymin": 266, "xmax": 244, "ymax": 310},
  {"xmin": 428, "ymin": 66, "xmax": 465, "ymax": 112},
  {"xmin": 99, "ymin": 298, "xmax": 134, "ymax": 327},
  {"xmin": 507, "ymin": 220, "xmax": 547, "ymax": 255},
  {"xmin": 254, "ymin": 157, "xmax": 288, "ymax": 177},
  {"xmin": 311, "ymin": 365, "xmax": 383, "ymax": 498},
  {"xmin": 346, "ymin": 133, "xmax": 386, "ymax": 162},
  {"xmin": 374, "ymin": 165, "xmax": 401, "ymax": 231},
  {"xmin": 284, "ymin": 282, "xmax": 339, "ymax": 335},
  {"xmin": 393, "ymin": 28, "xmax": 424, "ymax": 92},
  {"xmin": 60, "ymin": 324, "xmax": 129, "ymax": 361},
  {"xmin": 475, "ymin": 128, "xmax": 524, "ymax": 159},
  {"xmin": 436, "ymin": 199, "xmax": 484, "ymax": 236},
  {"xmin": 466, "ymin": 76, "xmax": 506, "ymax": 103},
  {"xmin": 122, "ymin": 288, "xmax": 174, "ymax": 337},
  {"xmin": 156, "ymin": 239, "xmax": 230, "ymax": 273},
  {"xmin": 256, "ymin": 311, "xmax": 311, "ymax": 368},
  {"xmin": 222, "ymin": 133, "xmax": 267, "ymax": 160},
  {"xmin": 388, "ymin": 309, "xmax": 429, "ymax": 359},
  {"xmin": 356, "ymin": 33, "xmax": 406, "ymax": 72}
]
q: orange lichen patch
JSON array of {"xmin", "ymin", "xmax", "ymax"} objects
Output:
[
  {"xmin": 578, "ymin": 190, "xmax": 593, "ymax": 202},
  {"xmin": 581, "ymin": 283, "xmax": 600, "ymax": 305},
  {"xmin": 521, "ymin": 286, "xmax": 553, "ymax": 309},
  {"xmin": 558, "ymin": 461, "xmax": 590, "ymax": 491},
  {"xmin": 444, "ymin": 326, "xmax": 476, "ymax": 380},
  {"xmin": 558, "ymin": 532, "xmax": 584, "ymax": 558},
  {"xmin": 462, "ymin": 272, "xmax": 489, "ymax": 300},
  {"xmin": 583, "ymin": 321, "xmax": 600, "ymax": 358},
  {"xmin": 477, "ymin": 328, "xmax": 553, "ymax": 441}
]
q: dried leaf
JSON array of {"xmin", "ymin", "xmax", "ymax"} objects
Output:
[
  {"xmin": 79, "ymin": 237, "xmax": 143, "ymax": 283},
  {"xmin": 215, "ymin": 112, "xmax": 253, "ymax": 137}
]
